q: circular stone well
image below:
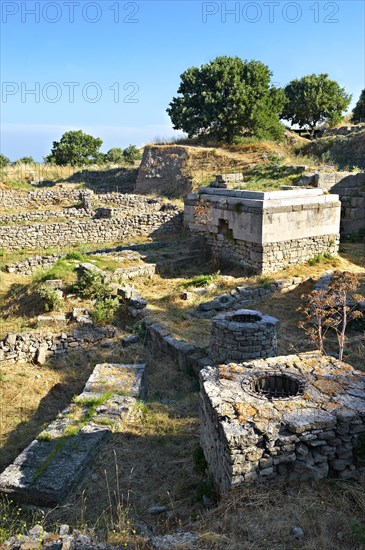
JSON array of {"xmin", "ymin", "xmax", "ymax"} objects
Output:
[
  {"xmin": 242, "ymin": 371, "xmax": 306, "ymax": 400},
  {"xmin": 209, "ymin": 308, "xmax": 278, "ymax": 363}
]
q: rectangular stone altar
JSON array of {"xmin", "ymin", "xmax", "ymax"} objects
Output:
[{"xmin": 184, "ymin": 188, "xmax": 341, "ymax": 273}]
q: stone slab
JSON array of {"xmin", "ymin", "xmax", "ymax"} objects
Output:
[{"xmin": 0, "ymin": 363, "xmax": 146, "ymax": 506}]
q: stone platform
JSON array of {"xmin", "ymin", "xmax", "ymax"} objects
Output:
[
  {"xmin": 0, "ymin": 363, "xmax": 146, "ymax": 506},
  {"xmin": 200, "ymin": 353, "xmax": 365, "ymax": 492},
  {"xmin": 185, "ymin": 188, "xmax": 341, "ymax": 273}
]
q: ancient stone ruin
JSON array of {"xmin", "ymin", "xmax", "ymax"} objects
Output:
[
  {"xmin": 200, "ymin": 353, "xmax": 365, "ymax": 492},
  {"xmin": 0, "ymin": 363, "xmax": 146, "ymax": 506},
  {"xmin": 184, "ymin": 188, "xmax": 341, "ymax": 273},
  {"xmin": 209, "ymin": 309, "xmax": 278, "ymax": 363}
]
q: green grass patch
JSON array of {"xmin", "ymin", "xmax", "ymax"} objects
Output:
[
  {"xmin": 180, "ymin": 272, "xmax": 219, "ymax": 288},
  {"xmin": 238, "ymin": 162, "xmax": 305, "ymax": 190},
  {"xmin": 32, "ymin": 258, "xmax": 77, "ymax": 284}
]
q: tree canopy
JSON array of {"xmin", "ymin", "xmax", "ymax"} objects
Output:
[
  {"xmin": 0, "ymin": 154, "xmax": 10, "ymax": 168},
  {"xmin": 167, "ymin": 56, "xmax": 286, "ymax": 143},
  {"xmin": 14, "ymin": 156, "xmax": 35, "ymax": 165},
  {"xmin": 105, "ymin": 148, "xmax": 124, "ymax": 163},
  {"xmin": 45, "ymin": 130, "xmax": 103, "ymax": 166},
  {"xmin": 282, "ymin": 74, "xmax": 351, "ymax": 135},
  {"xmin": 122, "ymin": 145, "xmax": 142, "ymax": 164},
  {"xmin": 351, "ymin": 89, "xmax": 365, "ymax": 123}
]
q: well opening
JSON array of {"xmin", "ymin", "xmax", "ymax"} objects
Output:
[
  {"xmin": 247, "ymin": 372, "xmax": 305, "ymax": 400},
  {"xmin": 231, "ymin": 313, "xmax": 261, "ymax": 323}
]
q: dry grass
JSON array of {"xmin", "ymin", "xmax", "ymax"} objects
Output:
[{"xmin": 191, "ymin": 480, "xmax": 365, "ymax": 549}]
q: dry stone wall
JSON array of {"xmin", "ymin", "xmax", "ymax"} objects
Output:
[
  {"xmin": 209, "ymin": 309, "xmax": 278, "ymax": 363},
  {"xmin": 0, "ymin": 327, "xmax": 116, "ymax": 364},
  {"xmin": 0, "ymin": 211, "xmax": 182, "ymax": 251},
  {"xmin": 0, "ymin": 207, "xmax": 90, "ymax": 225},
  {"xmin": 0, "ymin": 188, "xmax": 82, "ymax": 209}
]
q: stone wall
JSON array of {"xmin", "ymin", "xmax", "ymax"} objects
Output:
[
  {"xmin": 0, "ymin": 327, "xmax": 116, "ymax": 365},
  {"xmin": 316, "ymin": 172, "xmax": 365, "ymax": 235},
  {"xmin": 143, "ymin": 320, "xmax": 200, "ymax": 371},
  {"xmin": 185, "ymin": 188, "xmax": 341, "ymax": 273},
  {"xmin": 0, "ymin": 211, "xmax": 182, "ymax": 251},
  {"xmin": 200, "ymin": 353, "xmax": 365, "ymax": 492},
  {"xmin": 0, "ymin": 207, "xmax": 90, "ymax": 225},
  {"xmin": 0, "ymin": 189, "xmax": 82, "ymax": 209},
  {"xmin": 136, "ymin": 146, "xmax": 192, "ymax": 198},
  {"xmin": 0, "ymin": 189, "xmax": 173, "ymax": 213}
]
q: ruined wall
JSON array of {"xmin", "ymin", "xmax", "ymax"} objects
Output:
[
  {"xmin": 136, "ymin": 146, "xmax": 192, "ymax": 198},
  {"xmin": 0, "ymin": 189, "xmax": 168, "ymax": 211},
  {"xmin": 184, "ymin": 188, "xmax": 341, "ymax": 273},
  {"xmin": 0, "ymin": 211, "xmax": 182, "ymax": 251},
  {"xmin": 0, "ymin": 327, "xmax": 115, "ymax": 364},
  {"xmin": 315, "ymin": 172, "xmax": 365, "ymax": 235}
]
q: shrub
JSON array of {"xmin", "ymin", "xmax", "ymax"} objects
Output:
[
  {"xmin": 0, "ymin": 154, "xmax": 10, "ymax": 168},
  {"xmin": 73, "ymin": 269, "xmax": 109, "ymax": 299},
  {"xmin": 38, "ymin": 286, "xmax": 63, "ymax": 312},
  {"xmin": 13, "ymin": 156, "xmax": 35, "ymax": 165},
  {"xmin": 90, "ymin": 297, "xmax": 119, "ymax": 324}
]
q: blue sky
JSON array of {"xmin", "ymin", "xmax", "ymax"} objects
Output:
[{"xmin": 1, "ymin": 0, "xmax": 364, "ymax": 161}]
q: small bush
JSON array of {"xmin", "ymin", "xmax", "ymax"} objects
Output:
[
  {"xmin": 90, "ymin": 297, "xmax": 119, "ymax": 324},
  {"xmin": 73, "ymin": 269, "xmax": 109, "ymax": 299},
  {"xmin": 307, "ymin": 253, "xmax": 333, "ymax": 266},
  {"xmin": 38, "ymin": 286, "xmax": 63, "ymax": 312}
]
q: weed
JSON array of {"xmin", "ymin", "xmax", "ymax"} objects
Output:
[
  {"xmin": 74, "ymin": 391, "xmax": 113, "ymax": 408},
  {"xmin": 0, "ymin": 496, "xmax": 28, "ymax": 543},
  {"xmin": 128, "ymin": 321, "xmax": 146, "ymax": 337},
  {"xmin": 33, "ymin": 259, "xmax": 76, "ymax": 284},
  {"xmin": 352, "ymin": 520, "xmax": 365, "ymax": 543},
  {"xmin": 307, "ymin": 253, "xmax": 333, "ymax": 266},
  {"xmin": 64, "ymin": 251, "xmax": 87, "ymax": 261}
]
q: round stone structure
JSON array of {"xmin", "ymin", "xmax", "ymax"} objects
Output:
[{"xmin": 209, "ymin": 309, "xmax": 278, "ymax": 363}]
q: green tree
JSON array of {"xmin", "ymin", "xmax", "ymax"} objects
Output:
[
  {"xmin": 14, "ymin": 156, "xmax": 35, "ymax": 165},
  {"xmin": 45, "ymin": 130, "xmax": 103, "ymax": 166},
  {"xmin": 0, "ymin": 154, "xmax": 10, "ymax": 168},
  {"xmin": 167, "ymin": 56, "xmax": 286, "ymax": 143},
  {"xmin": 122, "ymin": 144, "xmax": 142, "ymax": 164},
  {"xmin": 351, "ymin": 89, "xmax": 365, "ymax": 123},
  {"xmin": 105, "ymin": 147, "xmax": 124, "ymax": 163},
  {"xmin": 282, "ymin": 74, "xmax": 351, "ymax": 136}
]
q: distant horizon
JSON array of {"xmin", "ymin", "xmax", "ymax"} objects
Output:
[{"xmin": 1, "ymin": 0, "xmax": 364, "ymax": 162}]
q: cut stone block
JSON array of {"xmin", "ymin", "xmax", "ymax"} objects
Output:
[{"xmin": 0, "ymin": 363, "xmax": 146, "ymax": 506}]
